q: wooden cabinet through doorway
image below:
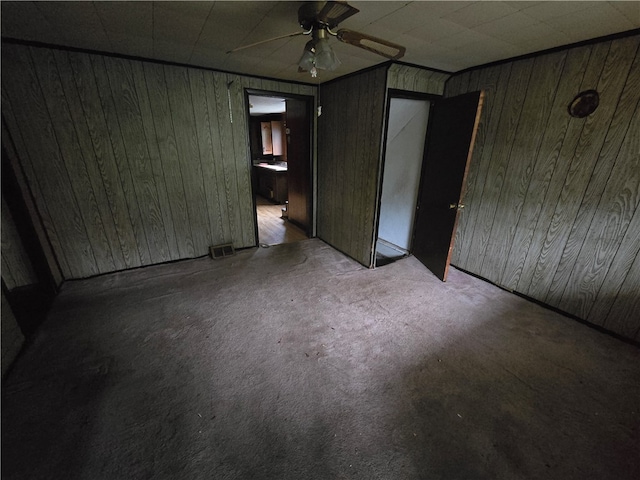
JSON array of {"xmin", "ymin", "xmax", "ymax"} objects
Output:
[{"xmin": 260, "ymin": 120, "xmax": 285, "ymax": 157}]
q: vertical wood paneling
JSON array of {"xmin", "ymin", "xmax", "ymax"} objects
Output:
[
  {"xmin": 468, "ymin": 59, "xmax": 534, "ymax": 276},
  {"xmin": 387, "ymin": 65, "xmax": 399, "ymax": 92},
  {"xmin": 2, "ymin": 45, "xmax": 96, "ymax": 278},
  {"xmin": 477, "ymin": 57, "xmax": 536, "ymax": 281},
  {"xmin": 3, "ymin": 43, "xmax": 317, "ymax": 279},
  {"xmin": 589, "ymin": 202, "xmax": 640, "ymax": 330},
  {"xmin": 445, "ymin": 70, "xmax": 471, "ymax": 97},
  {"xmin": 351, "ymin": 74, "xmax": 369, "ymax": 258},
  {"xmin": 54, "ymin": 50, "xmax": 128, "ymax": 271},
  {"xmin": 66, "ymin": 51, "xmax": 142, "ymax": 270},
  {"xmin": 603, "ymin": 241, "xmax": 640, "ymax": 341},
  {"xmin": 522, "ymin": 42, "xmax": 612, "ymax": 300},
  {"xmin": 338, "ymin": 76, "xmax": 356, "ymax": 252},
  {"xmin": 142, "ymin": 61, "xmax": 194, "ymax": 258},
  {"xmin": 467, "ymin": 69, "xmax": 482, "ymax": 92},
  {"xmin": 30, "ymin": 47, "xmax": 116, "ymax": 273},
  {"xmin": 202, "ymin": 70, "xmax": 233, "ymax": 245},
  {"xmin": 1, "ymin": 197, "xmax": 38, "ymax": 290},
  {"xmin": 328, "ymin": 79, "xmax": 349, "ymax": 248},
  {"xmin": 317, "ymin": 66, "xmax": 387, "ymax": 267},
  {"xmin": 318, "ymin": 64, "xmax": 446, "ymax": 267},
  {"xmin": 545, "ymin": 37, "xmax": 638, "ymax": 307},
  {"xmin": 92, "ymin": 54, "xmax": 151, "ymax": 267},
  {"xmin": 387, "ymin": 64, "xmax": 449, "ymax": 95},
  {"xmin": 228, "ymin": 74, "xmax": 256, "ymax": 247},
  {"xmin": 163, "ymin": 64, "xmax": 210, "ymax": 255},
  {"xmin": 2, "ymin": 92, "xmax": 70, "ymax": 281},
  {"xmin": 299, "ymin": 85, "xmax": 315, "ymax": 97},
  {"xmin": 560, "ymin": 88, "xmax": 640, "ymax": 318},
  {"xmin": 212, "ymin": 74, "xmax": 243, "ymax": 247},
  {"xmin": 317, "ymin": 81, "xmax": 338, "ymax": 246},
  {"xmin": 486, "ymin": 51, "xmax": 567, "ymax": 288},
  {"xmin": 105, "ymin": 56, "xmax": 170, "ymax": 264},
  {"xmin": 446, "ymin": 34, "xmax": 640, "ymax": 341},
  {"xmin": 451, "ymin": 64, "xmax": 508, "ymax": 265},
  {"xmin": 512, "ymin": 45, "xmax": 593, "ymax": 293},
  {"xmin": 130, "ymin": 61, "xmax": 180, "ymax": 261},
  {"xmin": 187, "ymin": 69, "xmax": 225, "ymax": 247}
]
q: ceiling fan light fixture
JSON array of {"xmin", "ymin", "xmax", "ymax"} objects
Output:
[
  {"xmin": 314, "ymin": 37, "xmax": 341, "ymax": 71},
  {"xmin": 298, "ymin": 40, "xmax": 316, "ymax": 71},
  {"xmin": 297, "ymin": 34, "xmax": 340, "ymax": 77},
  {"xmin": 230, "ymin": 2, "xmax": 406, "ymax": 76}
]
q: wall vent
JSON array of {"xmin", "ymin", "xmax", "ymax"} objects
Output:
[{"xmin": 210, "ymin": 243, "xmax": 235, "ymax": 259}]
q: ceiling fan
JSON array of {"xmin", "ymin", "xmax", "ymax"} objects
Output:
[{"xmin": 227, "ymin": 1, "xmax": 406, "ymax": 78}]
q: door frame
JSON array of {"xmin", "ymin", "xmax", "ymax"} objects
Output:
[
  {"xmin": 1, "ymin": 143, "xmax": 59, "ymax": 336},
  {"xmin": 373, "ymin": 89, "xmax": 442, "ymax": 265},
  {"xmin": 244, "ymin": 89, "xmax": 315, "ymax": 245}
]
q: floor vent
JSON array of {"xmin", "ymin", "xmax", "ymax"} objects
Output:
[{"xmin": 210, "ymin": 243, "xmax": 235, "ymax": 259}]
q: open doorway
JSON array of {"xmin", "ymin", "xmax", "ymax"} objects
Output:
[
  {"xmin": 375, "ymin": 95, "xmax": 431, "ymax": 267},
  {"xmin": 247, "ymin": 93, "xmax": 313, "ymax": 246}
]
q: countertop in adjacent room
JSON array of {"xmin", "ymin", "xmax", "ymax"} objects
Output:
[{"xmin": 254, "ymin": 162, "xmax": 288, "ymax": 172}]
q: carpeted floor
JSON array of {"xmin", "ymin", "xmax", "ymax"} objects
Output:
[{"xmin": 2, "ymin": 239, "xmax": 639, "ymax": 479}]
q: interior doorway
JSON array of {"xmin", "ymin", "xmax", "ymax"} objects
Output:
[
  {"xmin": 247, "ymin": 93, "xmax": 313, "ymax": 246},
  {"xmin": 1, "ymin": 148, "xmax": 58, "ymax": 336},
  {"xmin": 412, "ymin": 91, "xmax": 484, "ymax": 281},
  {"xmin": 375, "ymin": 95, "xmax": 431, "ymax": 267}
]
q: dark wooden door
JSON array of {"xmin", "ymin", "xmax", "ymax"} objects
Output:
[
  {"xmin": 412, "ymin": 91, "xmax": 484, "ymax": 281},
  {"xmin": 285, "ymin": 98, "xmax": 312, "ymax": 233}
]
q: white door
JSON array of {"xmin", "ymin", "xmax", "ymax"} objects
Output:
[{"xmin": 377, "ymin": 97, "xmax": 430, "ymax": 251}]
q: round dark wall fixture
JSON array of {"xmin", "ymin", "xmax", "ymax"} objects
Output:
[{"xmin": 568, "ymin": 89, "xmax": 599, "ymax": 118}]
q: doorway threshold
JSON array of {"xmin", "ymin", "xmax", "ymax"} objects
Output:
[{"xmin": 375, "ymin": 239, "xmax": 408, "ymax": 267}]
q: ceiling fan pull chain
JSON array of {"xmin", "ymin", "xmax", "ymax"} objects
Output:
[{"xmin": 227, "ymin": 81, "xmax": 234, "ymax": 124}]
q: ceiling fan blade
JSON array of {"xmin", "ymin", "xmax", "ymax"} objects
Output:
[
  {"xmin": 227, "ymin": 31, "xmax": 305, "ymax": 54},
  {"xmin": 336, "ymin": 29, "xmax": 406, "ymax": 60},
  {"xmin": 317, "ymin": 1, "xmax": 359, "ymax": 28}
]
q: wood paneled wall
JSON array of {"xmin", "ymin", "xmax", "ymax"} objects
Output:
[
  {"xmin": 1, "ymin": 195, "xmax": 38, "ymax": 290},
  {"xmin": 317, "ymin": 64, "xmax": 449, "ymax": 267},
  {"xmin": 2, "ymin": 121, "xmax": 64, "ymax": 288},
  {"xmin": 317, "ymin": 67, "xmax": 388, "ymax": 267},
  {"xmin": 387, "ymin": 64, "xmax": 449, "ymax": 95},
  {"xmin": 2, "ymin": 43, "xmax": 315, "ymax": 280},
  {"xmin": 446, "ymin": 34, "xmax": 640, "ymax": 341}
]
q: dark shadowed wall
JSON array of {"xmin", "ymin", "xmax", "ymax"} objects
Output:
[
  {"xmin": 2, "ymin": 43, "xmax": 315, "ymax": 280},
  {"xmin": 1, "ymin": 195, "xmax": 37, "ymax": 291},
  {"xmin": 1, "ymin": 292, "xmax": 24, "ymax": 377},
  {"xmin": 446, "ymin": 34, "xmax": 640, "ymax": 341}
]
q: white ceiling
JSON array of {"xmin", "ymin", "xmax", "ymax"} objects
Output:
[{"xmin": 1, "ymin": 1, "xmax": 639, "ymax": 84}]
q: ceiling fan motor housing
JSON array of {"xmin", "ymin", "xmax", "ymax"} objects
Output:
[
  {"xmin": 298, "ymin": 1, "xmax": 359, "ymax": 30},
  {"xmin": 298, "ymin": 2, "xmax": 324, "ymax": 30}
]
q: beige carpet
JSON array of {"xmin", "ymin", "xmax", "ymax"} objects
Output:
[{"xmin": 2, "ymin": 239, "xmax": 639, "ymax": 479}]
